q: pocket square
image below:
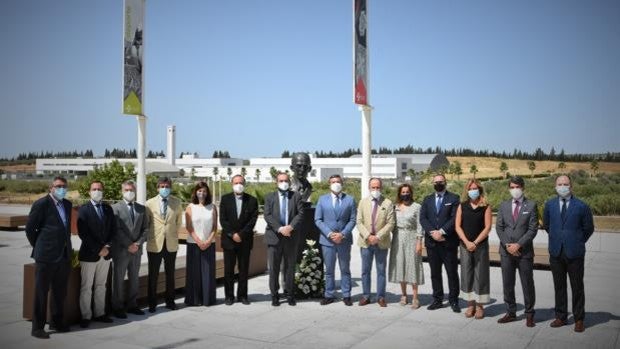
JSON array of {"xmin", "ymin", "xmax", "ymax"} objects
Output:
[
  {"xmin": 445, "ymin": 203, "xmax": 452, "ymax": 206},
  {"xmin": 522, "ymin": 211, "xmax": 529, "ymax": 214}
]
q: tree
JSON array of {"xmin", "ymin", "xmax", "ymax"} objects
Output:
[
  {"xmin": 448, "ymin": 163, "xmax": 456, "ymax": 180},
  {"xmin": 78, "ymin": 160, "xmax": 158, "ymax": 201},
  {"xmin": 469, "ymin": 164, "xmax": 479, "ymax": 179},
  {"xmin": 255, "ymin": 168, "xmax": 261, "ymax": 181},
  {"xmin": 240, "ymin": 167, "xmax": 247, "ymax": 178},
  {"xmin": 558, "ymin": 162, "xmax": 566, "ymax": 173},
  {"xmin": 590, "ymin": 159, "xmax": 599, "ymax": 177},
  {"xmin": 212, "ymin": 166, "xmax": 219, "ymax": 180},
  {"xmin": 499, "ymin": 161, "xmax": 508, "ymax": 178},
  {"xmin": 227, "ymin": 167, "xmax": 233, "ymax": 180},
  {"xmin": 453, "ymin": 161, "xmax": 463, "ymax": 180},
  {"xmin": 527, "ymin": 161, "xmax": 536, "ymax": 177},
  {"xmin": 269, "ymin": 166, "xmax": 278, "ymax": 180}
]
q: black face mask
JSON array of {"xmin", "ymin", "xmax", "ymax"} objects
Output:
[
  {"xmin": 433, "ymin": 183, "xmax": 446, "ymax": 192},
  {"xmin": 400, "ymin": 194, "xmax": 411, "ymax": 202}
]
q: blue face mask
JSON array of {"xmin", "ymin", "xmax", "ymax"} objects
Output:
[
  {"xmin": 159, "ymin": 187, "xmax": 171, "ymax": 198},
  {"xmin": 468, "ymin": 189, "xmax": 480, "ymax": 200},
  {"xmin": 53, "ymin": 188, "xmax": 67, "ymax": 200}
]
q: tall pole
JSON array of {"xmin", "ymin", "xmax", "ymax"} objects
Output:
[
  {"xmin": 137, "ymin": 115, "xmax": 147, "ymax": 204},
  {"xmin": 360, "ymin": 105, "xmax": 372, "ymax": 198}
]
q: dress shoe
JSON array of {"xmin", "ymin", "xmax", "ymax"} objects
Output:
[
  {"xmin": 271, "ymin": 296, "xmax": 280, "ymax": 306},
  {"xmin": 31, "ymin": 329, "xmax": 49, "ymax": 339},
  {"xmin": 79, "ymin": 319, "xmax": 90, "ymax": 328},
  {"xmin": 225, "ymin": 298, "xmax": 234, "ymax": 306},
  {"xmin": 127, "ymin": 308, "xmax": 145, "ymax": 316},
  {"xmin": 93, "ymin": 315, "xmax": 113, "ymax": 323},
  {"xmin": 526, "ymin": 313, "xmax": 535, "ymax": 327},
  {"xmin": 238, "ymin": 297, "xmax": 250, "ymax": 305},
  {"xmin": 343, "ymin": 297, "xmax": 353, "ymax": 306},
  {"xmin": 497, "ymin": 313, "xmax": 517, "ymax": 324},
  {"xmin": 427, "ymin": 301, "xmax": 443, "ymax": 310},
  {"xmin": 320, "ymin": 297, "xmax": 335, "ymax": 305},
  {"xmin": 114, "ymin": 311, "xmax": 128, "ymax": 319},
  {"xmin": 49, "ymin": 324, "xmax": 70, "ymax": 333},
  {"xmin": 450, "ymin": 302, "xmax": 461, "ymax": 313},
  {"xmin": 550, "ymin": 318, "xmax": 567, "ymax": 328},
  {"xmin": 377, "ymin": 297, "xmax": 387, "ymax": 307},
  {"xmin": 574, "ymin": 320, "xmax": 585, "ymax": 333},
  {"xmin": 148, "ymin": 305, "xmax": 157, "ymax": 313},
  {"xmin": 165, "ymin": 303, "xmax": 177, "ymax": 311},
  {"xmin": 288, "ymin": 298, "xmax": 297, "ymax": 306},
  {"xmin": 358, "ymin": 297, "xmax": 370, "ymax": 306},
  {"xmin": 474, "ymin": 305, "xmax": 484, "ymax": 319}
]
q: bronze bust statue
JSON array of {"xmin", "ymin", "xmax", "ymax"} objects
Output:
[{"xmin": 290, "ymin": 152, "xmax": 312, "ymax": 202}]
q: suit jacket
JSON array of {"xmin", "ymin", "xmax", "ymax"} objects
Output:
[
  {"xmin": 419, "ymin": 191, "xmax": 460, "ymax": 248},
  {"xmin": 356, "ymin": 196, "xmax": 395, "ymax": 249},
  {"xmin": 314, "ymin": 192, "xmax": 357, "ymax": 247},
  {"xmin": 219, "ymin": 192, "xmax": 259, "ymax": 250},
  {"xmin": 25, "ymin": 194, "xmax": 73, "ymax": 263},
  {"xmin": 145, "ymin": 195, "xmax": 183, "ymax": 253},
  {"xmin": 77, "ymin": 201, "xmax": 115, "ymax": 262},
  {"xmin": 263, "ymin": 190, "xmax": 305, "ymax": 246},
  {"xmin": 543, "ymin": 195, "xmax": 594, "ymax": 259},
  {"xmin": 495, "ymin": 197, "xmax": 538, "ymax": 258},
  {"xmin": 111, "ymin": 200, "xmax": 149, "ymax": 257}
]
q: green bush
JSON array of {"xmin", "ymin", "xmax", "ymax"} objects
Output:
[{"xmin": 0, "ymin": 180, "xmax": 50, "ymax": 194}]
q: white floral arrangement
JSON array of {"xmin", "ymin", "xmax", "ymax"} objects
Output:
[{"xmin": 294, "ymin": 239, "xmax": 324, "ymax": 298}]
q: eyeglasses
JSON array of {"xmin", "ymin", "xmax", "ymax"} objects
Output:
[{"xmin": 53, "ymin": 185, "xmax": 67, "ymax": 189}]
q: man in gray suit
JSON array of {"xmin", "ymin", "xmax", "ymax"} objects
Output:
[
  {"xmin": 496, "ymin": 176, "xmax": 538, "ymax": 327},
  {"xmin": 263, "ymin": 172, "xmax": 305, "ymax": 306},
  {"xmin": 111, "ymin": 180, "xmax": 149, "ymax": 318}
]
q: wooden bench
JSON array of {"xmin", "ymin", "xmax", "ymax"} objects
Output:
[{"xmin": 0, "ymin": 213, "xmax": 28, "ymax": 229}]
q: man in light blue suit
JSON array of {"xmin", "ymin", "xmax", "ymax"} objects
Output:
[{"xmin": 314, "ymin": 174, "xmax": 357, "ymax": 306}]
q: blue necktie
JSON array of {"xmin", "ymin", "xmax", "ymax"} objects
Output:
[
  {"xmin": 561, "ymin": 199, "xmax": 567, "ymax": 221},
  {"xmin": 128, "ymin": 202, "xmax": 135, "ymax": 223},
  {"xmin": 95, "ymin": 203, "xmax": 103, "ymax": 221},
  {"xmin": 57, "ymin": 201, "xmax": 67, "ymax": 227},
  {"xmin": 436, "ymin": 194, "xmax": 443, "ymax": 214},
  {"xmin": 280, "ymin": 192, "xmax": 287, "ymax": 225},
  {"xmin": 161, "ymin": 198, "xmax": 168, "ymax": 218}
]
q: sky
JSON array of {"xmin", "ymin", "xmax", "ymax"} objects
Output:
[{"xmin": 1, "ymin": 0, "xmax": 619, "ymax": 160}]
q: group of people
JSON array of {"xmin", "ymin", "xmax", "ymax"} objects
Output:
[{"xmin": 25, "ymin": 172, "xmax": 594, "ymax": 339}]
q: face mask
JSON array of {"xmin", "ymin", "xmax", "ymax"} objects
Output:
[
  {"xmin": 330, "ymin": 182, "xmax": 342, "ymax": 193},
  {"xmin": 233, "ymin": 184, "xmax": 244, "ymax": 194},
  {"xmin": 509, "ymin": 188, "xmax": 523, "ymax": 200},
  {"xmin": 556, "ymin": 185, "xmax": 571, "ymax": 198},
  {"xmin": 468, "ymin": 189, "xmax": 480, "ymax": 200},
  {"xmin": 370, "ymin": 190, "xmax": 381, "ymax": 200},
  {"xmin": 159, "ymin": 187, "xmax": 171, "ymax": 198},
  {"xmin": 90, "ymin": 190, "xmax": 103, "ymax": 202},
  {"xmin": 399, "ymin": 194, "xmax": 411, "ymax": 202},
  {"xmin": 433, "ymin": 183, "xmax": 446, "ymax": 192},
  {"xmin": 196, "ymin": 192, "xmax": 207, "ymax": 201},
  {"xmin": 277, "ymin": 182, "xmax": 289, "ymax": 191},
  {"xmin": 123, "ymin": 190, "xmax": 136, "ymax": 202},
  {"xmin": 53, "ymin": 187, "xmax": 66, "ymax": 200}
]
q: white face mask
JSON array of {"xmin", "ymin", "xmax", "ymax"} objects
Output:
[
  {"xmin": 509, "ymin": 188, "xmax": 523, "ymax": 200},
  {"xmin": 277, "ymin": 182, "xmax": 289, "ymax": 191},
  {"xmin": 196, "ymin": 192, "xmax": 207, "ymax": 201},
  {"xmin": 123, "ymin": 190, "xmax": 136, "ymax": 202},
  {"xmin": 330, "ymin": 182, "xmax": 342, "ymax": 193},
  {"xmin": 556, "ymin": 185, "xmax": 571, "ymax": 198},
  {"xmin": 233, "ymin": 184, "xmax": 244, "ymax": 194},
  {"xmin": 90, "ymin": 190, "xmax": 103, "ymax": 202},
  {"xmin": 370, "ymin": 190, "xmax": 381, "ymax": 200}
]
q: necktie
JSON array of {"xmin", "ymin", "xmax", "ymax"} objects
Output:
[
  {"xmin": 128, "ymin": 202, "xmax": 135, "ymax": 223},
  {"xmin": 280, "ymin": 192, "xmax": 287, "ymax": 226},
  {"xmin": 436, "ymin": 194, "xmax": 443, "ymax": 214},
  {"xmin": 236, "ymin": 196, "xmax": 242, "ymax": 219},
  {"xmin": 161, "ymin": 198, "xmax": 168, "ymax": 218},
  {"xmin": 371, "ymin": 198, "xmax": 378, "ymax": 235},
  {"xmin": 95, "ymin": 203, "xmax": 103, "ymax": 221},
  {"xmin": 57, "ymin": 201, "xmax": 67, "ymax": 227},
  {"xmin": 513, "ymin": 200, "xmax": 520, "ymax": 222},
  {"xmin": 561, "ymin": 199, "xmax": 567, "ymax": 221}
]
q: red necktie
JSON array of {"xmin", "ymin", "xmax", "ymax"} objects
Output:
[
  {"xmin": 371, "ymin": 198, "xmax": 378, "ymax": 234},
  {"xmin": 512, "ymin": 200, "xmax": 520, "ymax": 222}
]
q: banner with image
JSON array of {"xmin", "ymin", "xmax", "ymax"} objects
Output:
[
  {"xmin": 123, "ymin": 0, "xmax": 144, "ymax": 115},
  {"xmin": 354, "ymin": 0, "xmax": 368, "ymax": 105}
]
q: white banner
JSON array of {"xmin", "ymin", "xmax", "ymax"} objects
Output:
[{"xmin": 123, "ymin": 0, "xmax": 145, "ymax": 115}]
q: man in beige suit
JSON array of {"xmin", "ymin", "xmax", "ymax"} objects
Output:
[
  {"xmin": 357, "ymin": 178, "xmax": 395, "ymax": 307},
  {"xmin": 145, "ymin": 177, "xmax": 183, "ymax": 312}
]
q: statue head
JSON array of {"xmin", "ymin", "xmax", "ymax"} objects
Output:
[{"xmin": 290, "ymin": 152, "xmax": 312, "ymax": 180}]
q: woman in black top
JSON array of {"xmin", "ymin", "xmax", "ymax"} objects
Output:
[{"xmin": 455, "ymin": 178, "xmax": 492, "ymax": 319}]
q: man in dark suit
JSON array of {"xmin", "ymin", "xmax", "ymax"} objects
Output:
[
  {"xmin": 219, "ymin": 174, "xmax": 258, "ymax": 305},
  {"xmin": 263, "ymin": 172, "xmax": 305, "ymax": 306},
  {"xmin": 544, "ymin": 174, "xmax": 594, "ymax": 333},
  {"xmin": 496, "ymin": 176, "xmax": 538, "ymax": 327},
  {"xmin": 111, "ymin": 180, "xmax": 149, "ymax": 318},
  {"xmin": 419, "ymin": 174, "xmax": 461, "ymax": 312},
  {"xmin": 77, "ymin": 180, "xmax": 115, "ymax": 328},
  {"xmin": 314, "ymin": 174, "xmax": 357, "ymax": 306},
  {"xmin": 25, "ymin": 176, "xmax": 73, "ymax": 339}
]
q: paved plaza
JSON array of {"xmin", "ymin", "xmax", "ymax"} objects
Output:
[{"xmin": 0, "ymin": 204, "xmax": 618, "ymax": 348}]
